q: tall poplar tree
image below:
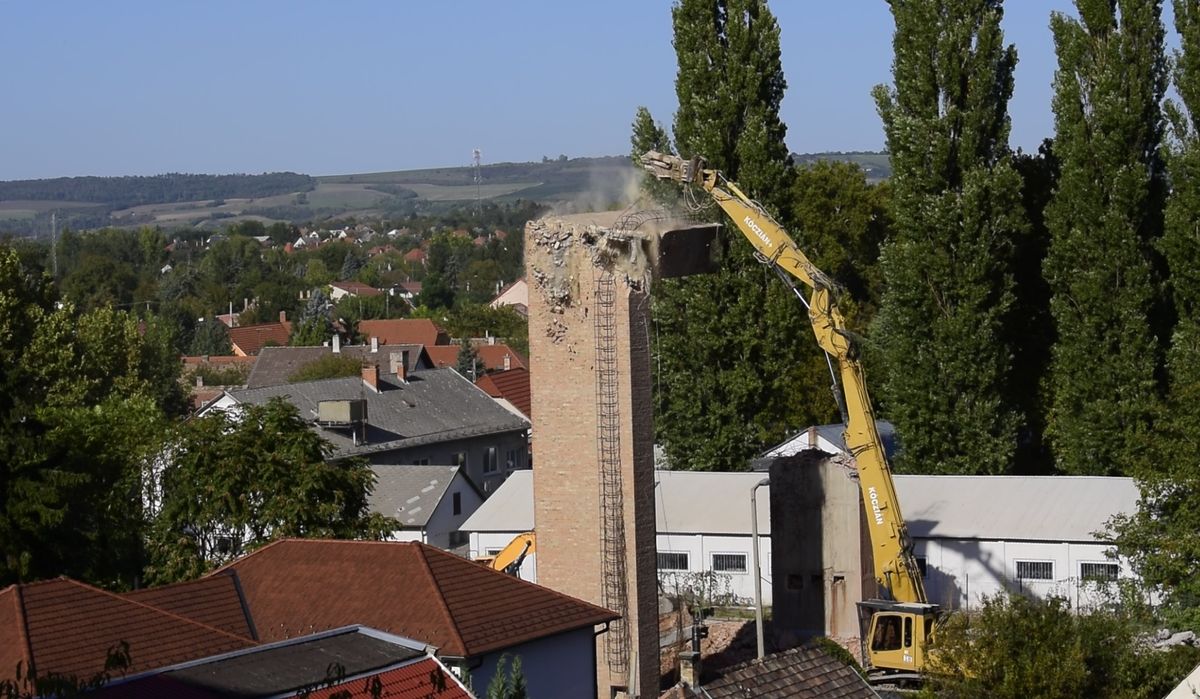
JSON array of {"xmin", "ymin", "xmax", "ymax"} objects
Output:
[
  {"xmin": 872, "ymin": 0, "xmax": 1026, "ymax": 475},
  {"xmin": 650, "ymin": 0, "xmax": 813, "ymax": 471},
  {"xmin": 1111, "ymin": 0, "xmax": 1200, "ymax": 625},
  {"xmin": 1044, "ymin": 0, "xmax": 1167, "ymax": 476}
]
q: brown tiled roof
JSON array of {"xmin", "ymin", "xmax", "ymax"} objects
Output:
[
  {"xmin": 228, "ymin": 321, "xmax": 292, "ymax": 356},
  {"xmin": 476, "ymin": 368, "xmax": 531, "ymax": 418},
  {"xmin": 331, "ymin": 280, "xmax": 384, "ymax": 297},
  {"xmin": 0, "ymin": 578, "xmax": 254, "ymax": 684},
  {"xmin": 217, "ymin": 539, "xmax": 617, "ymax": 657},
  {"xmin": 404, "ymin": 248, "xmax": 426, "ymax": 263},
  {"xmin": 181, "ymin": 355, "xmax": 256, "ymax": 369},
  {"xmin": 122, "ymin": 573, "xmax": 256, "ymax": 640},
  {"xmin": 358, "ymin": 319, "xmax": 447, "ymax": 347},
  {"xmin": 426, "ymin": 343, "xmax": 526, "ymax": 373},
  {"xmin": 702, "ymin": 644, "xmax": 878, "ymax": 699}
]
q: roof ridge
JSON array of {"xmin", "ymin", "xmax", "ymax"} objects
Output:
[
  {"xmin": 208, "ymin": 537, "xmax": 291, "ymax": 575},
  {"xmin": 59, "ymin": 579, "xmax": 256, "ymax": 645},
  {"xmin": 411, "ymin": 544, "xmax": 468, "ymax": 655},
  {"xmin": 9, "ymin": 583, "xmax": 35, "ymax": 679}
]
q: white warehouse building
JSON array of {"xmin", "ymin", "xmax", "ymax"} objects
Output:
[{"xmin": 460, "ymin": 466, "xmax": 1140, "ymax": 612}]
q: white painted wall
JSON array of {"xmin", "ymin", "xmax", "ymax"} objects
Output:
[
  {"xmin": 655, "ymin": 533, "xmax": 773, "ymax": 606},
  {"xmin": 915, "ymin": 538, "xmax": 1133, "ymax": 610},
  {"xmin": 422, "ymin": 473, "xmax": 484, "ymax": 549}
]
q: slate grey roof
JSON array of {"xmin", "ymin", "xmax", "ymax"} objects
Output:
[
  {"xmin": 369, "ymin": 464, "xmax": 473, "ymax": 527},
  {"xmin": 227, "ymin": 367, "xmax": 530, "ymax": 458},
  {"xmin": 702, "ymin": 643, "xmax": 879, "ymax": 699},
  {"xmin": 460, "ymin": 470, "xmax": 535, "ymax": 532},
  {"xmin": 246, "ymin": 344, "xmax": 432, "ymax": 388}
]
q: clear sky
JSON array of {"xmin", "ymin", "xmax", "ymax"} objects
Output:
[{"xmin": 1, "ymin": 1, "xmax": 1085, "ymax": 180}]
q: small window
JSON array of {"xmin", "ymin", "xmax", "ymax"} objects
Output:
[
  {"xmin": 506, "ymin": 449, "xmax": 519, "ymax": 470},
  {"xmin": 484, "ymin": 447, "xmax": 499, "ymax": 473},
  {"xmin": 486, "ymin": 548, "xmax": 503, "ymax": 556},
  {"xmin": 448, "ymin": 531, "xmax": 468, "ymax": 547},
  {"xmin": 1081, "ymin": 562, "xmax": 1119, "ymax": 582},
  {"xmin": 452, "ymin": 492, "xmax": 462, "ymax": 516},
  {"xmin": 657, "ymin": 552, "xmax": 689, "ymax": 571},
  {"xmin": 1016, "ymin": 560, "xmax": 1054, "ymax": 581},
  {"xmin": 711, "ymin": 553, "xmax": 748, "ymax": 573},
  {"xmin": 914, "ymin": 556, "xmax": 928, "ymax": 578},
  {"xmin": 903, "ymin": 616, "xmax": 913, "ymax": 648}
]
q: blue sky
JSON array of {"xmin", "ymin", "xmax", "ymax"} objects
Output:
[{"xmin": 1, "ymin": 1, "xmax": 1086, "ymax": 180}]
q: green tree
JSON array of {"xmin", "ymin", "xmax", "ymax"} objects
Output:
[
  {"xmin": 1110, "ymin": 0, "xmax": 1200, "ymax": 625},
  {"xmin": 652, "ymin": 0, "xmax": 805, "ymax": 471},
  {"xmin": 456, "ymin": 341, "xmax": 481, "ymax": 381},
  {"xmin": 290, "ymin": 288, "xmax": 334, "ymax": 346},
  {"xmin": 630, "ymin": 105, "xmax": 677, "ymax": 203},
  {"xmin": 871, "ymin": 0, "xmax": 1025, "ymax": 475},
  {"xmin": 486, "ymin": 654, "xmax": 528, "ymax": 699},
  {"xmin": 144, "ymin": 398, "xmax": 397, "ymax": 584},
  {"xmin": 289, "ymin": 354, "xmax": 363, "ymax": 383},
  {"xmin": 924, "ymin": 593, "xmax": 1199, "ymax": 699},
  {"xmin": 1044, "ymin": 0, "xmax": 1168, "ymax": 476},
  {"xmin": 189, "ymin": 316, "xmax": 232, "ymax": 356}
]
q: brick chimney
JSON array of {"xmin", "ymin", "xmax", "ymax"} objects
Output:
[
  {"xmin": 389, "ymin": 351, "xmax": 407, "ymax": 382},
  {"xmin": 503, "ymin": 353, "xmax": 511, "ymax": 371},
  {"xmin": 362, "ymin": 363, "xmax": 379, "ymax": 392}
]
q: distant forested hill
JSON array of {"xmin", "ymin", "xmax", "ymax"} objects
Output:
[
  {"xmin": 792, "ymin": 151, "xmax": 891, "ymax": 181},
  {"xmin": 0, "ymin": 172, "xmax": 315, "ymax": 208}
]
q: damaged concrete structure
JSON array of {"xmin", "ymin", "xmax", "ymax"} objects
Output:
[{"xmin": 526, "ymin": 211, "xmax": 717, "ymax": 698}]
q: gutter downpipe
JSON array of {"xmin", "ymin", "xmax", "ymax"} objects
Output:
[{"xmin": 751, "ymin": 477, "xmax": 770, "ymax": 661}]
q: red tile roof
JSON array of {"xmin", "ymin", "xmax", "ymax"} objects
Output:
[
  {"xmin": 216, "ymin": 539, "xmax": 617, "ymax": 657},
  {"xmin": 476, "ymin": 368, "xmax": 531, "ymax": 418},
  {"xmin": 228, "ymin": 321, "xmax": 292, "ymax": 356},
  {"xmin": 331, "ymin": 280, "xmax": 384, "ymax": 297},
  {"xmin": 426, "ymin": 343, "xmax": 526, "ymax": 372},
  {"xmin": 303, "ymin": 657, "xmax": 471, "ymax": 699},
  {"xmin": 122, "ymin": 574, "xmax": 256, "ymax": 640},
  {"xmin": 0, "ymin": 578, "xmax": 254, "ymax": 684},
  {"xmin": 358, "ymin": 319, "xmax": 447, "ymax": 347},
  {"xmin": 404, "ymin": 249, "xmax": 426, "ymax": 263},
  {"xmin": 181, "ymin": 355, "xmax": 257, "ymax": 368}
]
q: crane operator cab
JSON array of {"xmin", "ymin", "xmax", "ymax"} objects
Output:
[{"xmin": 859, "ymin": 600, "xmax": 940, "ymax": 682}]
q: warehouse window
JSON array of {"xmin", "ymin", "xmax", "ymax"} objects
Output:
[
  {"xmin": 1016, "ymin": 560, "xmax": 1054, "ymax": 581},
  {"xmin": 657, "ymin": 552, "xmax": 689, "ymax": 571},
  {"xmin": 1080, "ymin": 562, "xmax": 1119, "ymax": 582},
  {"xmin": 914, "ymin": 556, "xmax": 928, "ymax": 578},
  {"xmin": 711, "ymin": 553, "xmax": 748, "ymax": 573}
]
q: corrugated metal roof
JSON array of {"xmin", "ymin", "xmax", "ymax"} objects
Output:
[
  {"xmin": 460, "ymin": 470, "xmax": 770, "ymax": 536},
  {"xmin": 463, "ymin": 468, "xmax": 1136, "ymax": 544},
  {"xmin": 461, "ymin": 470, "xmax": 534, "ymax": 532},
  {"xmin": 895, "ymin": 474, "xmax": 1137, "ymax": 542}
]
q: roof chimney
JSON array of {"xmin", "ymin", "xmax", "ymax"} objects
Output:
[
  {"xmin": 370, "ymin": 336, "xmax": 379, "ymax": 353},
  {"xmin": 503, "ymin": 353, "xmax": 511, "ymax": 371},
  {"xmin": 362, "ymin": 363, "xmax": 379, "ymax": 391},
  {"xmin": 389, "ymin": 351, "xmax": 408, "ymax": 383},
  {"xmin": 279, "ymin": 310, "xmax": 287, "ymax": 323},
  {"xmin": 332, "ymin": 334, "xmax": 341, "ymax": 353}
]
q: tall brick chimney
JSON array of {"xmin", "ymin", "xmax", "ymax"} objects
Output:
[{"xmin": 362, "ymin": 363, "xmax": 379, "ymax": 391}]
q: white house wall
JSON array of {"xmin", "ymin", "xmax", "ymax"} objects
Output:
[
  {"xmin": 655, "ymin": 533, "xmax": 773, "ymax": 606},
  {"xmin": 422, "ymin": 473, "xmax": 484, "ymax": 549},
  {"xmin": 915, "ymin": 538, "xmax": 1133, "ymax": 610}
]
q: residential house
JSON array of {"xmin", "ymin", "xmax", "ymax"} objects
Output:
[
  {"xmin": 475, "ymin": 367, "xmax": 531, "ymax": 419},
  {"xmin": 91, "ymin": 626, "xmax": 472, "ymax": 699},
  {"xmin": 426, "ymin": 342, "xmax": 526, "ymax": 375},
  {"xmin": 205, "ymin": 366, "xmax": 530, "ymax": 494},
  {"xmin": 0, "ymin": 576, "xmax": 256, "ymax": 685},
  {"xmin": 404, "ymin": 248, "xmax": 427, "ymax": 265},
  {"xmin": 370, "ymin": 464, "xmax": 484, "ymax": 548},
  {"xmin": 244, "ymin": 342, "xmax": 432, "ymax": 389},
  {"xmin": 228, "ymin": 312, "xmax": 293, "ymax": 357},
  {"xmin": 460, "ymin": 470, "xmax": 772, "ymax": 603},
  {"xmin": 358, "ymin": 318, "xmax": 449, "ymax": 347},
  {"xmin": 490, "ymin": 279, "xmax": 528, "ymax": 317},
  {"xmin": 329, "ymin": 280, "xmax": 384, "ymax": 301},
  {"xmin": 217, "ymin": 539, "xmax": 619, "ymax": 697},
  {"xmin": 393, "ymin": 280, "xmax": 422, "ymax": 301}
]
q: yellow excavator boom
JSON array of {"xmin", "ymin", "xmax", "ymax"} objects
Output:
[{"xmin": 475, "ymin": 531, "xmax": 536, "ymax": 577}]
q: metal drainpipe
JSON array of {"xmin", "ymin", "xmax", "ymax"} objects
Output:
[{"xmin": 751, "ymin": 477, "xmax": 770, "ymax": 661}]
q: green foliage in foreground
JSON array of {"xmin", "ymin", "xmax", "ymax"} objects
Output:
[{"xmin": 922, "ymin": 593, "xmax": 1199, "ymax": 699}]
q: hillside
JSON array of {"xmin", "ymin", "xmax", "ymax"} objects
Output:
[{"xmin": 0, "ymin": 152, "xmax": 889, "ymax": 235}]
